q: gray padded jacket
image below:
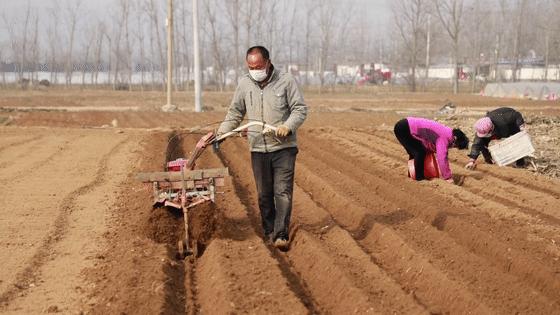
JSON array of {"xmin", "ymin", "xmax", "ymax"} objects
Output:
[{"xmin": 217, "ymin": 67, "xmax": 307, "ymax": 153}]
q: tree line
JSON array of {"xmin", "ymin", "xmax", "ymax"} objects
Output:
[
  {"xmin": 391, "ymin": 0, "xmax": 560, "ymax": 93},
  {"xmin": 0, "ymin": 0, "xmax": 557, "ymax": 93}
]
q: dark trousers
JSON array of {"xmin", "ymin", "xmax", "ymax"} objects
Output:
[
  {"xmin": 251, "ymin": 147, "xmax": 298, "ymax": 241},
  {"xmin": 394, "ymin": 119, "xmax": 426, "ymax": 180}
]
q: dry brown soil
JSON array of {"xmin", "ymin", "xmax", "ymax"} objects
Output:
[{"xmin": 0, "ymin": 89, "xmax": 559, "ymax": 314}]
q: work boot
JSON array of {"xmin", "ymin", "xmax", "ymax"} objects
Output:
[{"xmin": 274, "ymin": 238, "xmax": 289, "ymax": 251}]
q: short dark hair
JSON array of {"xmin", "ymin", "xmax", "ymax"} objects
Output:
[
  {"xmin": 453, "ymin": 128, "xmax": 469, "ymax": 150},
  {"xmin": 246, "ymin": 46, "xmax": 270, "ymax": 60}
]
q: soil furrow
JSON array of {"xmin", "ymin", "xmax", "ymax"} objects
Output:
[
  {"xmin": 0, "ymin": 134, "xmax": 44, "ymax": 154},
  {"xmin": 0, "ymin": 134, "xmax": 84, "ymax": 183},
  {"xmin": 296, "ymin": 133, "xmax": 560, "ymax": 313},
  {"xmin": 4, "ymin": 135, "xmax": 142, "ymax": 314},
  {"xmin": 0, "ymin": 135, "xmax": 130, "ymax": 309},
  {"xmin": 363, "ymin": 128, "xmax": 560, "ymax": 198},
  {"xmin": 320, "ymin": 129, "xmax": 560, "ymax": 228},
  {"xmin": 291, "ymin": 189, "xmax": 429, "ymax": 314},
  {"xmin": 219, "ymin": 139, "xmax": 428, "ymax": 314},
  {"xmin": 86, "ymin": 132, "xmax": 185, "ymax": 315},
  {"xmin": 0, "ymin": 134, "xmax": 49, "ymax": 167},
  {"xmin": 310, "ymin": 130, "xmax": 560, "ymax": 278},
  {"xmin": 294, "ymin": 159, "xmax": 500, "ymax": 313},
  {"xmin": 327, "ymin": 129, "xmax": 560, "ymax": 242},
  {"xmin": 182, "ymin": 135, "xmax": 311, "ymax": 314},
  {"xmin": 353, "ymin": 129, "xmax": 560, "ymax": 220},
  {"xmin": 295, "ymin": 158, "xmax": 560, "ymax": 314}
]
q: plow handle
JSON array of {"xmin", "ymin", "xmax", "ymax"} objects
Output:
[
  {"xmin": 189, "ymin": 121, "xmax": 280, "ymax": 165},
  {"xmin": 213, "ymin": 121, "xmax": 278, "ymax": 143}
]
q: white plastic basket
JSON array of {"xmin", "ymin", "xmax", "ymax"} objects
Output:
[{"xmin": 488, "ymin": 130, "xmax": 535, "ymax": 166}]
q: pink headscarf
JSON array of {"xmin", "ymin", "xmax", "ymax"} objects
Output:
[{"xmin": 474, "ymin": 117, "xmax": 494, "ymax": 137}]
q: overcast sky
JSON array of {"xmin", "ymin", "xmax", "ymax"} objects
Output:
[
  {"xmin": 0, "ymin": 0, "xmax": 391, "ymax": 42},
  {"xmin": 0, "ymin": 0, "xmax": 391, "ymax": 15}
]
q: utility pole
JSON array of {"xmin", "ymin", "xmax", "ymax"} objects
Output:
[
  {"xmin": 544, "ymin": 32, "xmax": 550, "ymax": 81},
  {"xmin": 425, "ymin": 14, "xmax": 431, "ymax": 90},
  {"xmin": 193, "ymin": 0, "xmax": 203, "ymax": 112},
  {"xmin": 162, "ymin": 0, "xmax": 177, "ymax": 112}
]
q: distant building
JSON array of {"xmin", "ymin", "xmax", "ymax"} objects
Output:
[{"xmin": 416, "ymin": 64, "xmax": 472, "ymax": 80}]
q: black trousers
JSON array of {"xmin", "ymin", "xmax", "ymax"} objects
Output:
[
  {"xmin": 394, "ymin": 119, "xmax": 426, "ymax": 180},
  {"xmin": 251, "ymin": 147, "xmax": 298, "ymax": 241}
]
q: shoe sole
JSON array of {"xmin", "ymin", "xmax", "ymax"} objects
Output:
[{"xmin": 274, "ymin": 239, "xmax": 289, "ymax": 251}]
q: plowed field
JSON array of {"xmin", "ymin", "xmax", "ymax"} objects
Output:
[{"xmin": 1, "ymin": 90, "xmax": 559, "ymax": 314}]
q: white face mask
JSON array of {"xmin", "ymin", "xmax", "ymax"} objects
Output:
[{"xmin": 249, "ymin": 69, "xmax": 268, "ymax": 82}]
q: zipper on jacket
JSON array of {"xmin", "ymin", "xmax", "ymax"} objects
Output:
[{"xmin": 260, "ymin": 90, "xmax": 268, "ymax": 152}]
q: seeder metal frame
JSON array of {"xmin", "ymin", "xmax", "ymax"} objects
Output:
[
  {"xmin": 137, "ymin": 167, "xmax": 229, "ymax": 258},
  {"xmin": 135, "ymin": 121, "xmax": 279, "ymax": 259}
]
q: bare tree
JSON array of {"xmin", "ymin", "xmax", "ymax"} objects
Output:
[
  {"xmin": 253, "ymin": 1, "xmax": 265, "ymax": 44},
  {"xmin": 47, "ymin": 3, "xmax": 60, "ymax": 84},
  {"xmin": 30, "ymin": 13, "xmax": 39, "ymax": 82},
  {"xmin": 108, "ymin": 0, "xmax": 134, "ymax": 90},
  {"xmin": 316, "ymin": 0, "xmax": 336, "ymax": 93},
  {"xmin": 264, "ymin": 2, "xmax": 278, "ymax": 56},
  {"xmin": 243, "ymin": 0, "xmax": 265, "ymax": 49},
  {"xmin": 226, "ymin": 0, "xmax": 241, "ymax": 85},
  {"xmin": 465, "ymin": 0, "xmax": 485, "ymax": 92},
  {"xmin": 172, "ymin": 2, "xmax": 180, "ymax": 92},
  {"xmin": 178, "ymin": 0, "xmax": 191, "ymax": 90},
  {"xmin": 106, "ymin": 32, "xmax": 113, "ymax": 88},
  {"xmin": 19, "ymin": 2, "xmax": 32, "ymax": 81},
  {"xmin": 2, "ymin": 13, "xmax": 20, "ymax": 85},
  {"xmin": 243, "ymin": 1, "xmax": 253, "ymax": 50},
  {"xmin": 287, "ymin": 0, "xmax": 298, "ymax": 67},
  {"xmin": 330, "ymin": 2, "xmax": 354, "ymax": 92},
  {"xmin": 203, "ymin": 0, "xmax": 226, "ymax": 91},
  {"xmin": 135, "ymin": 7, "xmax": 146, "ymax": 91},
  {"xmin": 392, "ymin": 0, "xmax": 429, "ymax": 92},
  {"xmin": 511, "ymin": 0, "xmax": 528, "ymax": 82},
  {"xmin": 490, "ymin": 0, "xmax": 508, "ymax": 82},
  {"xmin": 122, "ymin": 0, "xmax": 133, "ymax": 90},
  {"xmin": 313, "ymin": 0, "xmax": 353, "ymax": 93},
  {"xmin": 536, "ymin": 0, "xmax": 559, "ymax": 81},
  {"xmin": 3, "ymin": 0, "xmax": 560, "ymax": 90},
  {"xmin": 433, "ymin": 0, "xmax": 465, "ymax": 94},
  {"xmin": 80, "ymin": 22, "xmax": 95, "ymax": 88},
  {"xmin": 143, "ymin": 0, "xmax": 157, "ymax": 90},
  {"xmin": 1, "ymin": 14, "xmax": 16, "ymax": 54},
  {"xmin": 93, "ymin": 21, "xmax": 106, "ymax": 86},
  {"xmin": 152, "ymin": 0, "xmax": 166, "ymax": 90},
  {"xmin": 111, "ymin": 7, "xmax": 123, "ymax": 89},
  {"xmin": 424, "ymin": 14, "xmax": 432, "ymax": 90},
  {"xmin": 64, "ymin": 0, "xmax": 82, "ymax": 86},
  {"xmin": 0, "ymin": 47, "xmax": 5, "ymax": 87},
  {"xmin": 142, "ymin": 0, "xmax": 166, "ymax": 90},
  {"xmin": 303, "ymin": 1, "xmax": 315, "ymax": 87}
]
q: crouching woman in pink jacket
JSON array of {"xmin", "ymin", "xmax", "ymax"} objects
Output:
[{"xmin": 394, "ymin": 117, "xmax": 469, "ymax": 182}]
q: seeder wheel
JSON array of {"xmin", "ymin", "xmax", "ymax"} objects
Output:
[{"xmin": 177, "ymin": 239, "xmax": 193, "ymax": 260}]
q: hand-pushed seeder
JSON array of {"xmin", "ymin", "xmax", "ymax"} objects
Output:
[{"xmin": 136, "ymin": 122, "xmax": 278, "ymax": 259}]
